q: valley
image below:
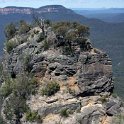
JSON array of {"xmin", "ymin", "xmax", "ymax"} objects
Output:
[{"xmin": 0, "ymin": 5, "xmax": 124, "ymax": 99}]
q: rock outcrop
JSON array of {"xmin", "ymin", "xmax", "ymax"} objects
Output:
[
  {"xmin": 1, "ymin": 23, "xmax": 124, "ymax": 124},
  {"xmin": 4, "ymin": 27, "xmax": 113, "ymax": 96},
  {"xmin": 0, "ymin": 5, "xmax": 73, "ymax": 15}
]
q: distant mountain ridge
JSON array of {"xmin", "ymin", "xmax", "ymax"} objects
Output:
[
  {"xmin": 0, "ymin": 5, "xmax": 74, "ymax": 15},
  {"xmin": 74, "ymin": 8, "xmax": 124, "ymax": 23},
  {"xmin": 73, "ymin": 8, "xmax": 124, "ymax": 13}
]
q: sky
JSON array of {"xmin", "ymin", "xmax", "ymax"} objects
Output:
[{"xmin": 0, "ymin": 0, "xmax": 124, "ymax": 8}]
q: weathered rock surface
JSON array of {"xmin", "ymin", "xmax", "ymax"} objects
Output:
[
  {"xmin": 3, "ymin": 27, "xmax": 113, "ymax": 96},
  {"xmin": 1, "ymin": 26, "xmax": 124, "ymax": 124}
]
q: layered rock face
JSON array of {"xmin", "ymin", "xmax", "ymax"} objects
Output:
[
  {"xmin": 1, "ymin": 26, "xmax": 124, "ymax": 124},
  {"xmin": 0, "ymin": 5, "xmax": 73, "ymax": 15},
  {"xmin": 4, "ymin": 28, "xmax": 113, "ymax": 96}
]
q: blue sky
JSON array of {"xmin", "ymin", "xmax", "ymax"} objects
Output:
[{"xmin": 0, "ymin": 0, "xmax": 124, "ymax": 8}]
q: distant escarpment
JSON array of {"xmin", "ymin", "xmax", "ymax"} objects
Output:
[
  {"xmin": 0, "ymin": 20, "xmax": 124, "ymax": 124},
  {"xmin": 0, "ymin": 5, "xmax": 74, "ymax": 15}
]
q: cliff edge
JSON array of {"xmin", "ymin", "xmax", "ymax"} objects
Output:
[{"xmin": 0, "ymin": 21, "xmax": 124, "ymax": 124}]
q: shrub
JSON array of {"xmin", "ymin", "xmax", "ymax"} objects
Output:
[
  {"xmin": 60, "ymin": 108, "xmax": 69, "ymax": 118},
  {"xmin": 65, "ymin": 31, "xmax": 77, "ymax": 42},
  {"xmin": 76, "ymin": 24, "xmax": 89, "ymax": 37},
  {"xmin": 1, "ymin": 75, "xmax": 38, "ymax": 122},
  {"xmin": 52, "ymin": 22, "xmax": 71, "ymax": 31},
  {"xmin": 23, "ymin": 54, "xmax": 32, "ymax": 73},
  {"xmin": 5, "ymin": 40, "xmax": 17, "ymax": 53},
  {"xmin": 3, "ymin": 95, "xmax": 29, "ymax": 121},
  {"xmin": 113, "ymin": 114, "xmax": 124, "ymax": 124},
  {"xmin": 3, "ymin": 99, "xmax": 15, "ymax": 121},
  {"xmin": 62, "ymin": 45, "xmax": 74, "ymax": 55},
  {"xmin": 52, "ymin": 21, "xmax": 90, "ymax": 54},
  {"xmin": 53, "ymin": 22, "xmax": 89, "ymax": 38},
  {"xmin": 2, "ymin": 79, "xmax": 30, "ymax": 121},
  {"xmin": 13, "ymin": 75, "xmax": 38, "ymax": 99},
  {"xmin": 0, "ymin": 75, "xmax": 37, "ymax": 99},
  {"xmin": 43, "ymin": 40, "xmax": 49, "ymax": 50},
  {"xmin": 4, "ymin": 23, "xmax": 16, "ymax": 40},
  {"xmin": 41, "ymin": 82, "xmax": 60, "ymax": 96},
  {"xmin": 0, "ymin": 83, "xmax": 11, "ymax": 98},
  {"xmin": 0, "ymin": 79, "xmax": 14, "ymax": 98},
  {"xmin": 0, "ymin": 116, "xmax": 5, "ymax": 124},
  {"xmin": 19, "ymin": 20, "xmax": 31, "ymax": 34},
  {"xmin": 99, "ymin": 96, "xmax": 107, "ymax": 103},
  {"xmin": 44, "ymin": 19, "xmax": 51, "ymax": 26},
  {"xmin": 36, "ymin": 33, "xmax": 45, "ymax": 43},
  {"xmin": 55, "ymin": 26, "xmax": 68, "ymax": 37},
  {"xmin": 26, "ymin": 110, "xmax": 41, "ymax": 122}
]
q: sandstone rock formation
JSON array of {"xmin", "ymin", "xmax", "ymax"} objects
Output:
[{"xmin": 1, "ymin": 22, "xmax": 124, "ymax": 124}]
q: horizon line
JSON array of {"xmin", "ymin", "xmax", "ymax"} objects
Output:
[{"xmin": 0, "ymin": 5, "xmax": 124, "ymax": 9}]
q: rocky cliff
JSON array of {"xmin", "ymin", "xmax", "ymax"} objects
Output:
[
  {"xmin": 0, "ymin": 5, "xmax": 73, "ymax": 15},
  {"xmin": 0, "ymin": 21, "xmax": 124, "ymax": 124}
]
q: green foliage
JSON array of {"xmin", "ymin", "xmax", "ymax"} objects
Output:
[
  {"xmin": 44, "ymin": 19, "xmax": 52, "ymax": 26},
  {"xmin": 4, "ymin": 23, "xmax": 16, "ymax": 40},
  {"xmin": 52, "ymin": 21, "xmax": 90, "ymax": 54},
  {"xmin": 3, "ymin": 99, "xmax": 14, "ymax": 121},
  {"xmin": 4, "ymin": 20, "xmax": 30, "ymax": 41},
  {"xmin": 55, "ymin": 26, "xmax": 68, "ymax": 37},
  {"xmin": 1, "ymin": 75, "xmax": 38, "ymax": 122},
  {"xmin": 84, "ymin": 55, "xmax": 91, "ymax": 64},
  {"xmin": 62, "ymin": 45, "xmax": 74, "ymax": 55},
  {"xmin": 60, "ymin": 108, "xmax": 69, "ymax": 118},
  {"xmin": 53, "ymin": 22, "xmax": 71, "ymax": 30},
  {"xmin": 113, "ymin": 114, "xmax": 124, "ymax": 124},
  {"xmin": 65, "ymin": 31, "xmax": 77, "ymax": 41},
  {"xmin": 77, "ymin": 38, "xmax": 89, "ymax": 51},
  {"xmin": 0, "ymin": 75, "xmax": 37, "ymax": 99},
  {"xmin": 76, "ymin": 24, "xmax": 89, "ymax": 37},
  {"xmin": 43, "ymin": 40, "xmax": 49, "ymax": 50},
  {"xmin": 99, "ymin": 96, "xmax": 108, "ymax": 103},
  {"xmin": 36, "ymin": 33, "xmax": 45, "ymax": 43},
  {"xmin": 24, "ymin": 54, "xmax": 32, "ymax": 73},
  {"xmin": 13, "ymin": 75, "xmax": 38, "ymax": 98},
  {"xmin": 4, "ymin": 21, "xmax": 30, "ymax": 53},
  {"xmin": 3, "ymin": 95, "xmax": 28, "ymax": 121},
  {"xmin": 26, "ymin": 110, "xmax": 41, "ymax": 122},
  {"xmin": 0, "ymin": 78, "xmax": 13, "ymax": 98},
  {"xmin": 19, "ymin": 20, "xmax": 31, "ymax": 34},
  {"xmin": 5, "ymin": 40, "xmax": 17, "ymax": 53},
  {"xmin": 53, "ymin": 22, "xmax": 70, "ymax": 37},
  {"xmin": 0, "ymin": 116, "xmax": 5, "ymax": 124},
  {"xmin": 41, "ymin": 82, "xmax": 60, "ymax": 96},
  {"xmin": 53, "ymin": 21, "xmax": 89, "ymax": 38}
]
